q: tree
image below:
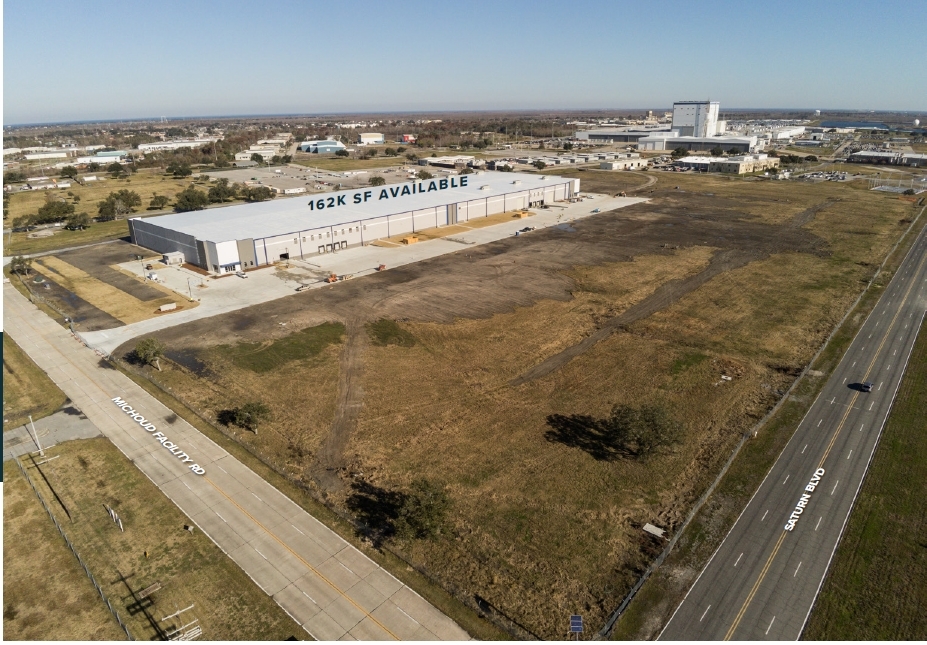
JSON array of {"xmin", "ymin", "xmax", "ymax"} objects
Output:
[
  {"xmin": 416, "ymin": 170, "xmax": 433, "ymax": 180},
  {"xmin": 710, "ymin": 147, "xmax": 724, "ymax": 157},
  {"xmin": 601, "ymin": 403, "xmax": 681, "ymax": 460},
  {"xmin": 563, "ymin": 142, "xmax": 573, "ymax": 151},
  {"xmin": 367, "ymin": 148, "xmax": 378, "ymax": 157},
  {"xmin": 10, "ymin": 256, "xmax": 33, "ymax": 276},
  {"xmin": 281, "ymin": 154, "xmax": 292, "ymax": 164},
  {"xmin": 59, "ymin": 165, "xmax": 78, "ymax": 179},
  {"xmin": 335, "ymin": 149, "xmax": 350, "ymax": 157},
  {"xmin": 243, "ymin": 186, "xmax": 274, "ymax": 202},
  {"xmin": 369, "ymin": 176, "xmax": 386, "ymax": 187},
  {"xmin": 166, "ymin": 161, "xmax": 192, "ymax": 178},
  {"xmin": 384, "ymin": 147, "xmax": 398, "ymax": 156},
  {"xmin": 34, "ymin": 199, "xmax": 75, "ymax": 224},
  {"xmin": 87, "ymin": 162, "xmax": 101, "ymax": 172},
  {"xmin": 134, "ymin": 337, "xmax": 165, "ymax": 371},
  {"xmin": 218, "ymin": 402, "xmax": 271, "ymax": 434},
  {"xmin": 97, "ymin": 189, "xmax": 141, "ymax": 220},
  {"xmin": 533, "ymin": 160, "xmax": 547, "ymax": 170},
  {"xmin": 458, "ymin": 167, "xmax": 473, "ymax": 175},
  {"xmin": 65, "ymin": 212, "xmax": 91, "ymax": 230},
  {"xmin": 727, "ymin": 148, "xmax": 740, "ymax": 155},
  {"xmin": 250, "ymin": 153, "xmax": 264, "ymax": 164},
  {"xmin": 395, "ymin": 479, "xmax": 450, "ymax": 540},
  {"xmin": 805, "ymin": 155, "xmax": 818, "ymax": 162},
  {"xmin": 207, "ymin": 178, "xmax": 236, "ymax": 203},
  {"xmin": 149, "ymin": 194, "xmax": 170, "ymax": 210},
  {"xmin": 903, "ymin": 188, "xmax": 916, "ymax": 195},
  {"xmin": 271, "ymin": 155, "xmax": 282, "ymax": 165},
  {"xmin": 107, "ymin": 162, "xmax": 126, "ymax": 177},
  {"xmin": 405, "ymin": 153, "xmax": 418, "ymax": 162},
  {"xmin": 397, "ymin": 146, "xmax": 406, "ymax": 153},
  {"xmin": 671, "ymin": 147, "xmax": 689, "ymax": 159},
  {"xmin": 173, "ymin": 185, "xmax": 209, "ymax": 212}
]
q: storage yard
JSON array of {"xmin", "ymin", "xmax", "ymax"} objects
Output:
[{"xmin": 104, "ymin": 169, "xmax": 920, "ymax": 637}]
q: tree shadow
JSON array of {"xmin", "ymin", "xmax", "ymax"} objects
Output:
[
  {"xmin": 544, "ymin": 413, "xmax": 630, "ymax": 461},
  {"xmin": 216, "ymin": 409, "xmax": 238, "ymax": 427},
  {"xmin": 345, "ymin": 480, "xmax": 407, "ymax": 547}
]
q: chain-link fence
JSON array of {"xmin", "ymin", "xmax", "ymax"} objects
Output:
[{"xmin": 15, "ymin": 458, "xmax": 134, "ymax": 640}]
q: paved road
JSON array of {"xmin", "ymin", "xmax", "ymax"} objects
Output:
[
  {"xmin": 4, "ymin": 283, "xmax": 470, "ymax": 641},
  {"xmin": 660, "ymin": 221, "xmax": 927, "ymax": 640}
]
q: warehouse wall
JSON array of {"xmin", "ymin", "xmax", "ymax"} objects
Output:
[{"xmin": 129, "ymin": 218, "xmax": 200, "ymax": 265}]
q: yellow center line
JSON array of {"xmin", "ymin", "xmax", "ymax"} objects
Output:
[
  {"xmin": 724, "ymin": 237, "xmax": 927, "ymax": 639},
  {"xmin": 204, "ymin": 476, "xmax": 399, "ymax": 640}
]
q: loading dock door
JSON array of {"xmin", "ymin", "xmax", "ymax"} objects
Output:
[
  {"xmin": 340, "ymin": 241, "xmax": 347, "ymax": 250},
  {"xmin": 318, "ymin": 246, "xmax": 325, "ymax": 254}
]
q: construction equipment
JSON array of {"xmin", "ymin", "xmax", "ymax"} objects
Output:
[{"xmin": 326, "ymin": 273, "xmax": 338, "ymax": 283}]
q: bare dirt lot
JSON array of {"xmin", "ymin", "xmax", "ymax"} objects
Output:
[{"xmin": 113, "ymin": 171, "xmax": 918, "ymax": 637}]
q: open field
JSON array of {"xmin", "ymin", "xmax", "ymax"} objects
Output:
[
  {"xmin": 3, "ymin": 334, "xmax": 68, "ymax": 431},
  {"xmin": 5, "ymin": 168, "xmax": 198, "ymax": 223},
  {"xmin": 3, "ymin": 459, "xmax": 127, "ymax": 640},
  {"xmin": 111, "ymin": 170, "xmax": 921, "ymax": 637},
  {"xmin": 4, "ymin": 218, "xmax": 130, "ymax": 256},
  {"xmin": 17, "ymin": 437, "xmax": 303, "ymax": 640},
  {"xmin": 803, "ymin": 315, "xmax": 927, "ymax": 639}
]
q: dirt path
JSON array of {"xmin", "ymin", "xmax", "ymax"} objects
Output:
[
  {"xmin": 789, "ymin": 198, "xmax": 839, "ymax": 229},
  {"xmin": 510, "ymin": 248, "xmax": 760, "ymax": 386},
  {"xmin": 310, "ymin": 317, "xmax": 368, "ymax": 494},
  {"xmin": 628, "ymin": 172, "xmax": 658, "ymax": 193}
]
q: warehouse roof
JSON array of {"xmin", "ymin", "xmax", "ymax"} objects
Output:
[{"xmin": 134, "ymin": 171, "xmax": 575, "ymax": 243}]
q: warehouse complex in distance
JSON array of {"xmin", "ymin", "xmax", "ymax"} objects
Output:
[{"xmin": 129, "ymin": 172, "xmax": 580, "ymax": 274}]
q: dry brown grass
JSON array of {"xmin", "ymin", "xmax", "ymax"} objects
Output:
[
  {"xmin": 3, "ymin": 334, "xmax": 68, "ymax": 431},
  {"xmin": 372, "ymin": 209, "xmax": 537, "ymax": 246},
  {"xmin": 19, "ymin": 438, "xmax": 303, "ymax": 640},
  {"xmin": 31, "ymin": 256, "xmax": 196, "ymax": 324},
  {"xmin": 3, "ymin": 460, "xmax": 127, "ymax": 640}
]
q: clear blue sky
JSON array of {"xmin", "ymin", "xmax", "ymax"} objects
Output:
[{"xmin": 3, "ymin": 0, "xmax": 925, "ymax": 124}]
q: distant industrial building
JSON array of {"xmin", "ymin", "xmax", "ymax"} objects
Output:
[
  {"xmin": 770, "ymin": 126, "xmax": 806, "ymax": 141},
  {"xmin": 674, "ymin": 154, "xmax": 779, "ymax": 174},
  {"xmin": 848, "ymin": 151, "xmax": 927, "ymax": 167},
  {"xmin": 358, "ymin": 133, "xmax": 385, "ymax": 145},
  {"xmin": 418, "ymin": 155, "xmax": 475, "ymax": 169},
  {"xmin": 672, "ymin": 101, "xmax": 724, "ymax": 137},
  {"xmin": 638, "ymin": 134, "xmax": 757, "ymax": 153},
  {"xmin": 137, "ymin": 138, "xmax": 219, "ymax": 153},
  {"xmin": 235, "ymin": 146, "xmax": 282, "ymax": 162},
  {"xmin": 600, "ymin": 157, "xmax": 647, "ymax": 170},
  {"xmin": 75, "ymin": 150, "xmax": 128, "ymax": 164},
  {"xmin": 24, "ymin": 151, "xmax": 69, "ymax": 160},
  {"xmin": 298, "ymin": 140, "xmax": 347, "ymax": 154},
  {"xmin": 129, "ymin": 172, "xmax": 580, "ymax": 274},
  {"xmin": 574, "ymin": 126, "xmax": 673, "ymax": 143}
]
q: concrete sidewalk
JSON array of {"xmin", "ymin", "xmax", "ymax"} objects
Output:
[
  {"xmin": 80, "ymin": 193, "xmax": 646, "ymax": 354},
  {"xmin": 3, "ymin": 405, "xmax": 103, "ymax": 461},
  {"xmin": 4, "ymin": 282, "xmax": 470, "ymax": 641}
]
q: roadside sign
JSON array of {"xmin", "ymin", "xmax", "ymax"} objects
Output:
[{"xmin": 570, "ymin": 615, "xmax": 583, "ymax": 633}]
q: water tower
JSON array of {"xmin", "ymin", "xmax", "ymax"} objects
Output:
[{"xmin": 915, "ymin": 119, "xmax": 921, "ymax": 127}]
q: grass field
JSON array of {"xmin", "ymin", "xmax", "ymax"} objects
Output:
[
  {"xmin": 17, "ymin": 437, "xmax": 303, "ymax": 640},
  {"xmin": 4, "ymin": 169, "xmax": 200, "ymax": 256},
  {"xmin": 3, "ymin": 334, "xmax": 68, "ymax": 431},
  {"xmin": 803, "ymin": 314, "xmax": 927, "ymax": 639},
  {"xmin": 3, "ymin": 460, "xmax": 127, "ymax": 640},
  {"xmin": 110, "ymin": 170, "xmax": 922, "ymax": 637}
]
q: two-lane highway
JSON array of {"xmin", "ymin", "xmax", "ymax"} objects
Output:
[{"xmin": 660, "ymin": 219, "xmax": 927, "ymax": 640}]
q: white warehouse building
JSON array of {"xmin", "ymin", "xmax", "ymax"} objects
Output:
[
  {"xmin": 358, "ymin": 132, "xmax": 385, "ymax": 144},
  {"xmin": 129, "ymin": 171, "xmax": 579, "ymax": 274}
]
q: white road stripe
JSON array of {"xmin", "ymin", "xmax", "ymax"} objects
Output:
[
  {"xmin": 255, "ymin": 548, "xmax": 267, "ymax": 560},
  {"xmin": 762, "ymin": 510, "xmax": 768, "ymax": 521},
  {"xmin": 860, "ymin": 424, "xmax": 864, "ymax": 432},
  {"xmin": 815, "ymin": 516, "xmax": 822, "ymax": 531},
  {"xmin": 766, "ymin": 616, "xmax": 776, "ymax": 635},
  {"xmin": 291, "ymin": 524, "xmax": 305, "ymax": 535},
  {"xmin": 783, "ymin": 474, "xmax": 789, "ymax": 484},
  {"xmin": 734, "ymin": 553, "xmax": 743, "ymax": 567},
  {"xmin": 216, "ymin": 512, "xmax": 226, "ymax": 523},
  {"xmin": 847, "ymin": 449, "xmax": 853, "ymax": 459},
  {"xmin": 302, "ymin": 591, "xmax": 317, "ymax": 604},
  {"xmin": 802, "ymin": 444, "xmax": 807, "ymax": 454},
  {"xmin": 397, "ymin": 607, "xmax": 420, "ymax": 625},
  {"xmin": 339, "ymin": 562, "xmax": 354, "ymax": 575},
  {"xmin": 818, "ymin": 419, "xmax": 822, "ymax": 427},
  {"xmin": 217, "ymin": 465, "xmax": 228, "ymax": 474},
  {"xmin": 700, "ymin": 605, "xmax": 712, "ymax": 622},
  {"xmin": 794, "ymin": 561, "xmax": 802, "ymax": 577},
  {"xmin": 831, "ymin": 481, "xmax": 839, "ymax": 495},
  {"xmin": 252, "ymin": 492, "xmax": 262, "ymax": 502}
]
